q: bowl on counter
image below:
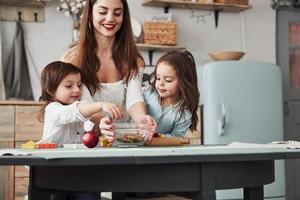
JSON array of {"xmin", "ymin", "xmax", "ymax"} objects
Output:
[
  {"xmin": 114, "ymin": 122, "xmax": 151, "ymax": 147},
  {"xmin": 209, "ymin": 51, "xmax": 245, "ymax": 61}
]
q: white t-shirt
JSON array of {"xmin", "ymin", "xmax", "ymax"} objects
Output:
[
  {"xmin": 81, "ymin": 69, "xmax": 144, "ymax": 122},
  {"xmin": 40, "ymin": 101, "xmax": 88, "ymax": 147}
]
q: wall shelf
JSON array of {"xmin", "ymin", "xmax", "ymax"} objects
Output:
[
  {"xmin": 142, "ymin": 0, "xmax": 251, "ymax": 27},
  {"xmin": 136, "ymin": 43, "xmax": 185, "ymax": 51},
  {"xmin": 0, "ymin": 0, "xmax": 46, "ymax": 22},
  {"xmin": 136, "ymin": 43, "xmax": 186, "ymax": 66},
  {"xmin": 0, "ymin": 0, "xmax": 47, "ymax": 8}
]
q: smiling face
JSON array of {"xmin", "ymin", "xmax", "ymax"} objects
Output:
[
  {"xmin": 92, "ymin": 0, "xmax": 124, "ymax": 38},
  {"xmin": 54, "ymin": 73, "xmax": 83, "ymax": 105},
  {"xmin": 155, "ymin": 62, "xmax": 179, "ymax": 105}
]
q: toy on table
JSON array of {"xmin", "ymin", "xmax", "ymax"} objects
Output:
[
  {"xmin": 21, "ymin": 140, "xmax": 57, "ymax": 149},
  {"xmin": 21, "ymin": 140, "xmax": 37, "ymax": 149},
  {"xmin": 63, "ymin": 144, "xmax": 87, "ymax": 149},
  {"xmin": 146, "ymin": 133, "xmax": 190, "ymax": 146},
  {"xmin": 36, "ymin": 143, "xmax": 57, "ymax": 149},
  {"xmin": 100, "ymin": 137, "xmax": 112, "ymax": 148}
]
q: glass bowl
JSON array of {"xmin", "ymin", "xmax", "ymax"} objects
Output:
[{"xmin": 114, "ymin": 122, "xmax": 151, "ymax": 147}]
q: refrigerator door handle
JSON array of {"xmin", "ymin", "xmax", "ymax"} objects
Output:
[
  {"xmin": 283, "ymin": 100, "xmax": 290, "ymax": 116},
  {"xmin": 218, "ymin": 101, "xmax": 226, "ymax": 136}
]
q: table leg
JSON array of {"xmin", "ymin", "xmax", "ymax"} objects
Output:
[
  {"xmin": 244, "ymin": 186, "xmax": 264, "ymax": 200},
  {"xmin": 111, "ymin": 192, "xmax": 127, "ymax": 200},
  {"xmin": 193, "ymin": 163, "xmax": 216, "ymax": 200},
  {"xmin": 28, "ymin": 166, "xmax": 51, "ymax": 200},
  {"xmin": 28, "ymin": 187, "xmax": 51, "ymax": 200},
  {"xmin": 193, "ymin": 191, "xmax": 216, "ymax": 200}
]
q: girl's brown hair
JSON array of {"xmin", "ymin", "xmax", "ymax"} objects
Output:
[
  {"xmin": 38, "ymin": 61, "xmax": 82, "ymax": 122},
  {"xmin": 78, "ymin": 0, "xmax": 141, "ymax": 95},
  {"xmin": 149, "ymin": 51, "xmax": 200, "ymax": 131}
]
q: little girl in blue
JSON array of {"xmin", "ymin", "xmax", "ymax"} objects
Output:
[{"xmin": 144, "ymin": 50, "xmax": 200, "ymax": 137}]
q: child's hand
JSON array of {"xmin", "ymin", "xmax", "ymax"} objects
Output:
[
  {"xmin": 99, "ymin": 116, "xmax": 115, "ymax": 143},
  {"xmin": 140, "ymin": 115, "xmax": 157, "ymax": 141},
  {"xmin": 102, "ymin": 103, "xmax": 124, "ymax": 120}
]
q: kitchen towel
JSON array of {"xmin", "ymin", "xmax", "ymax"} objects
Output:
[
  {"xmin": 4, "ymin": 22, "xmax": 34, "ymax": 100},
  {"xmin": 0, "ymin": 28, "xmax": 5, "ymax": 100}
]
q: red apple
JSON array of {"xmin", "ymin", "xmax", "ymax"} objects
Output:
[{"xmin": 82, "ymin": 131, "xmax": 99, "ymax": 148}]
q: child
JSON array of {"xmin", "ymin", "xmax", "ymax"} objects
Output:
[
  {"xmin": 144, "ymin": 50, "xmax": 200, "ymax": 137},
  {"xmin": 38, "ymin": 61, "xmax": 124, "ymax": 147},
  {"xmin": 38, "ymin": 61, "xmax": 124, "ymax": 200},
  {"xmin": 125, "ymin": 50, "xmax": 200, "ymax": 199}
]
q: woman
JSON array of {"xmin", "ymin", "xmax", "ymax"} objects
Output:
[
  {"xmin": 61, "ymin": 0, "xmax": 156, "ymax": 135},
  {"xmin": 59, "ymin": 0, "xmax": 156, "ymax": 199}
]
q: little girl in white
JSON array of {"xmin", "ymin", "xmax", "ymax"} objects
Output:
[
  {"xmin": 143, "ymin": 50, "xmax": 200, "ymax": 137},
  {"xmin": 38, "ymin": 61, "xmax": 124, "ymax": 147},
  {"xmin": 38, "ymin": 61, "xmax": 123, "ymax": 200}
]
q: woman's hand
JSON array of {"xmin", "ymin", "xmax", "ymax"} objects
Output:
[
  {"xmin": 102, "ymin": 103, "xmax": 124, "ymax": 120},
  {"xmin": 140, "ymin": 115, "xmax": 157, "ymax": 141},
  {"xmin": 99, "ymin": 116, "xmax": 115, "ymax": 143}
]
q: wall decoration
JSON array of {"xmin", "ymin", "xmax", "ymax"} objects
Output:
[
  {"xmin": 271, "ymin": 0, "xmax": 300, "ymax": 9},
  {"xmin": 56, "ymin": 0, "xmax": 84, "ymax": 41}
]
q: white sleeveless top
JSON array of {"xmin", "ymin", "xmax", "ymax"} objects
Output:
[{"xmin": 81, "ymin": 69, "xmax": 144, "ymax": 123}]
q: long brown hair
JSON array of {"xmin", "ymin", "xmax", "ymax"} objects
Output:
[
  {"xmin": 78, "ymin": 0, "xmax": 141, "ymax": 95},
  {"xmin": 38, "ymin": 61, "xmax": 82, "ymax": 122},
  {"xmin": 149, "ymin": 51, "xmax": 200, "ymax": 131}
]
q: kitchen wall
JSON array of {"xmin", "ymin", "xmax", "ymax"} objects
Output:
[{"xmin": 0, "ymin": 0, "xmax": 275, "ymax": 100}]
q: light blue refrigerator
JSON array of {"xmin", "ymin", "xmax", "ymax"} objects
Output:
[{"xmin": 198, "ymin": 61, "xmax": 285, "ymax": 200}]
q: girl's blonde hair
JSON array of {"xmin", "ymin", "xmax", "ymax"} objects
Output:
[
  {"xmin": 149, "ymin": 51, "xmax": 200, "ymax": 131},
  {"xmin": 38, "ymin": 61, "xmax": 82, "ymax": 122}
]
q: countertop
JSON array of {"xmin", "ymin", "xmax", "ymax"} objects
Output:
[{"xmin": 0, "ymin": 100, "xmax": 44, "ymax": 106}]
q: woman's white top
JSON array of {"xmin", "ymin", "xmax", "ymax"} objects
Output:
[
  {"xmin": 40, "ymin": 101, "xmax": 88, "ymax": 147},
  {"xmin": 81, "ymin": 69, "xmax": 144, "ymax": 122}
]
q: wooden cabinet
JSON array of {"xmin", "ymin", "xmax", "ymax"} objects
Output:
[
  {"xmin": 0, "ymin": 106, "xmax": 14, "ymax": 141},
  {"xmin": 0, "ymin": 105, "xmax": 15, "ymax": 200},
  {"xmin": 0, "ymin": 141, "xmax": 14, "ymax": 200},
  {"xmin": 15, "ymin": 106, "xmax": 43, "ymax": 141},
  {"xmin": 0, "ymin": 101, "xmax": 43, "ymax": 200}
]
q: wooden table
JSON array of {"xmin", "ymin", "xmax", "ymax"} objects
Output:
[{"xmin": 0, "ymin": 145, "xmax": 299, "ymax": 200}]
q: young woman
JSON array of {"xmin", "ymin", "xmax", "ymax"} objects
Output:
[{"xmin": 61, "ymin": 0, "xmax": 156, "ymax": 132}]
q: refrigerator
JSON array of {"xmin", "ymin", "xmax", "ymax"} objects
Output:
[{"xmin": 197, "ymin": 61, "xmax": 285, "ymax": 200}]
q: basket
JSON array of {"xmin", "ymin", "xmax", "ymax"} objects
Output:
[
  {"xmin": 143, "ymin": 21, "xmax": 177, "ymax": 45},
  {"xmin": 214, "ymin": 0, "xmax": 248, "ymax": 5}
]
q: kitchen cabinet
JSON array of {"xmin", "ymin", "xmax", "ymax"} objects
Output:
[
  {"xmin": 142, "ymin": 0, "xmax": 251, "ymax": 27},
  {"xmin": 277, "ymin": 9, "xmax": 300, "ymax": 200},
  {"xmin": 0, "ymin": 101, "xmax": 44, "ymax": 200}
]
